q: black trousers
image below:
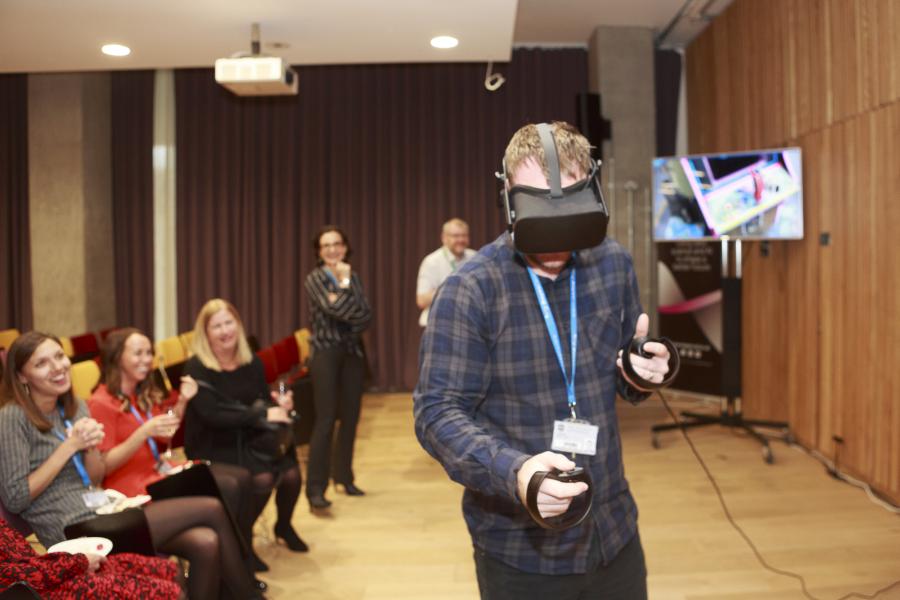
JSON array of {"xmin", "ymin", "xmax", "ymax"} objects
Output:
[
  {"xmin": 306, "ymin": 346, "xmax": 364, "ymax": 495},
  {"xmin": 474, "ymin": 532, "xmax": 648, "ymax": 600}
]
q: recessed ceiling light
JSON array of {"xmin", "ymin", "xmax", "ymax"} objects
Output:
[
  {"xmin": 101, "ymin": 44, "xmax": 131, "ymax": 57},
  {"xmin": 430, "ymin": 36, "xmax": 458, "ymax": 49}
]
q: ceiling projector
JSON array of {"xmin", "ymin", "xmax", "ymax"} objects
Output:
[
  {"xmin": 215, "ymin": 56, "xmax": 298, "ymax": 96},
  {"xmin": 215, "ymin": 24, "xmax": 297, "ymax": 96}
]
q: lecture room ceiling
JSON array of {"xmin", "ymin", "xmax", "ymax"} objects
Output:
[{"xmin": 0, "ymin": 0, "xmax": 686, "ymax": 73}]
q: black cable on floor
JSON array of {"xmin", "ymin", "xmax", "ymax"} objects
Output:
[{"xmin": 655, "ymin": 390, "xmax": 900, "ymax": 600}]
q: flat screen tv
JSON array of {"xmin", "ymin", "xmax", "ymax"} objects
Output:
[{"xmin": 652, "ymin": 147, "xmax": 803, "ymax": 241}]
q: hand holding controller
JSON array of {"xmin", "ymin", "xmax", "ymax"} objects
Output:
[
  {"xmin": 524, "ymin": 462, "xmax": 593, "ymax": 531},
  {"xmin": 617, "ymin": 313, "xmax": 681, "ymax": 391}
]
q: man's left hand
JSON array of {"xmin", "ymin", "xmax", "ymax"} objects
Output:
[{"xmin": 616, "ymin": 313, "xmax": 670, "ymax": 391}]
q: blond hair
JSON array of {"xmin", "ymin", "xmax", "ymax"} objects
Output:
[
  {"xmin": 191, "ymin": 298, "xmax": 254, "ymax": 371},
  {"xmin": 442, "ymin": 218, "xmax": 469, "ymax": 234},
  {"xmin": 503, "ymin": 121, "xmax": 592, "ymax": 184}
]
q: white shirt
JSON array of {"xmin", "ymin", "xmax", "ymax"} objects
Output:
[{"xmin": 416, "ymin": 246, "xmax": 476, "ymax": 326}]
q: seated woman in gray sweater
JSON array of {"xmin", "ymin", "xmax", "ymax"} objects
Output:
[{"xmin": 0, "ymin": 331, "xmax": 261, "ymax": 600}]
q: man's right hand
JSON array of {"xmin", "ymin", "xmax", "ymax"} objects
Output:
[{"xmin": 516, "ymin": 451, "xmax": 589, "ymax": 518}]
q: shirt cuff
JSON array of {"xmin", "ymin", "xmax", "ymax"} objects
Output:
[
  {"xmin": 617, "ymin": 373, "xmax": 652, "ymax": 405},
  {"xmin": 492, "ymin": 447, "xmax": 529, "ymax": 502}
]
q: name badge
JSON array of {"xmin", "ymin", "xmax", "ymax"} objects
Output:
[
  {"xmin": 82, "ymin": 488, "xmax": 110, "ymax": 509},
  {"xmin": 551, "ymin": 419, "xmax": 598, "ymax": 456},
  {"xmin": 155, "ymin": 461, "xmax": 174, "ymax": 476}
]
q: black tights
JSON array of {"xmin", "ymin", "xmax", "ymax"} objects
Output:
[
  {"xmin": 144, "ymin": 497, "xmax": 254, "ymax": 600},
  {"xmin": 208, "ymin": 462, "xmax": 253, "ymax": 556},
  {"xmin": 249, "ymin": 464, "xmax": 302, "ymax": 531}
]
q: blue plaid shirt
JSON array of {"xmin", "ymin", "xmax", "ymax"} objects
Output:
[{"xmin": 414, "ymin": 232, "xmax": 648, "ymax": 575}]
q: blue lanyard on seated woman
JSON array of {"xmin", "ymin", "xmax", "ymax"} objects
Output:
[
  {"xmin": 128, "ymin": 403, "xmax": 174, "ymax": 475},
  {"xmin": 51, "ymin": 406, "xmax": 108, "ymax": 508}
]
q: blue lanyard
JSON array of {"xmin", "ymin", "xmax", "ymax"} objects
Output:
[
  {"xmin": 128, "ymin": 405, "xmax": 161, "ymax": 462},
  {"xmin": 52, "ymin": 407, "xmax": 93, "ymax": 488},
  {"xmin": 527, "ymin": 265, "xmax": 578, "ymax": 418},
  {"xmin": 323, "ymin": 268, "xmax": 340, "ymax": 287}
]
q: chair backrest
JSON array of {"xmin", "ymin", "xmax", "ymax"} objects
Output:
[
  {"xmin": 69, "ymin": 332, "xmax": 100, "ymax": 362},
  {"xmin": 69, "ymin": 360, "xmax": 101, "ymax": 400},
  {"xmin": 0, "ymin": 328, "xmax": 20, "ymax": 351},
  {"xmin": 273, "ymin": 336, "xmax": 299, "ymax": 375},
  {"xmin": 294, "ymin": 328, "xmax": 311, "ymax": 365},
  {"xmin": 178, "ymin": 331, "xmax": 195, "ymax": 357},
  {"xmin": 156, "ymin": 336, "xmax": 186, "ymax": 366},
  {"xmin": 58, "ymin": 336, "xmax": 75, "ymax": 358},
  {"xmin": 64, "ymin": 508, "xmax": 155, "ymax": 556},
  {"xmin": 256, "ymin": 347, "xmax": 279, "ymax": 384},
  {"xmin": 0, "ymin": 498, "xmax": 32, "ymax": 538}
]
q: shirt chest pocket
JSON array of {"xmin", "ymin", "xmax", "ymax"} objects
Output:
[{"xmin": 582, "ymin": 306, "xmax": 623, "ymax": 373}]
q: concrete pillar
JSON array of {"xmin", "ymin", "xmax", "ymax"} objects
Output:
[
  {"xmin": 28, "ymin": 73, "xmax": 116, "ymax": 336},
  {"xmin": 588, "ymin": 27, "xmax": 657, "ymax": 319}
]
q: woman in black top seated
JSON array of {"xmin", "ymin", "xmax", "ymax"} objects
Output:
[{"xmin": 183, "ymin": 299, "xmax": 307, "ymax": 572}]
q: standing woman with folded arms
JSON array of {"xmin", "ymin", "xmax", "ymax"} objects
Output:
[
  {"xmin": 304, "ymin": 226, "xmax": 372, "ymax": 510},
  {"xmin": 0, "ymin": 332, "xmax": 260, "ymax": 600}
]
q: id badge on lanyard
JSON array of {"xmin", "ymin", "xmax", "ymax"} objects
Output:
[
  {"xmin": 528, "ymin": 264, "xmax": 599, "ymax": 457},
  {"xmin": 54, "ymin": 408, "xmax": 109, "ymax": 509}
]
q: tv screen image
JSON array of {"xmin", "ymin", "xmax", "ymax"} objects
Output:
[{"xmin": 652, "ymin": 147, "xmax": 803, "ymax": 241}]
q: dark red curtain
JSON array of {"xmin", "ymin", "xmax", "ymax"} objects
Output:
[
  {"xmin": 0, "ymin": 74, "xmax": 33, "ymax": 331},
  {"xmin": 110, "ymin": 71, "xmax": 156, "ymax": 334},
  {"xmin": 175, "ymin": 48, "xmax": 588, "ymax": 390}
]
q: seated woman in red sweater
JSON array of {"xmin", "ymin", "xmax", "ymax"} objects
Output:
[
  {"xmin": 0, "ymin": 517, "xmax": 183, "ymax": 599},
  {"xmin": 88, "ymin": 328, "xmax": 260, "ymax": 579}
]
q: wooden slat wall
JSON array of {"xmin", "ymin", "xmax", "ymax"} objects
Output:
[{"xmin": 686, "ymin": 0, "xmax": 900, "ymax": 502}]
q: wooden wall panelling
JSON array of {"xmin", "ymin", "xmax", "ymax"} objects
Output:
[
  {"xmin": 782, "ymin": 132, "xmax": 822, "ymax": 448},
  {"xmin": 816, "ymin": 120, "xmax": 850, "ymax": 457},
  {"xmin": 827, "ymin": 0, "xmax": 857, "ymax": 124},
  {"xmin": 839, "ymin": 113, "xmax": 875, "ymax": 481},
  {"xmin": 686, "ymin": 0, "xmax": 900, "ymax": 501},
  {"xmin": 874, "ymin": 0, "xmax": 900, "ymax": 105},
  {"xmin": 870, "ymin": 103, "xmax": 900, "ymax": 494}
]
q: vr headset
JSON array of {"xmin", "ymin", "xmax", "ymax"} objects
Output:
[{"xmin": 497, "ymin": 123, "xmax": 610, "ymax": 254}]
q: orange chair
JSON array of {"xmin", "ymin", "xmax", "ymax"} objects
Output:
[
  {"xmin": 59, "ymin": 336, "xmax": 75, "ymax": 357},
  {"xmin": 0, "ymin": 328, "xmax": 20, "ymax": 351},
  {"xmin": 178, "ymin": 331, "xmax": 195, "ymax": 357},
  {"xmin": 70, "ymin": 359, "xmax": 101, "ymax": 399},
  {"xmin": 294, "ymin": 328, "xmax": 311, "ymax": 365},
  {"xmin": 155, "ymin": 336, "xmax": 186, "ymax": 366}
]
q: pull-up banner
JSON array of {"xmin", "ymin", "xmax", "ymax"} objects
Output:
[{"xmin": 656, "ymin": 242, "xmax": 723, "ymax": 396}]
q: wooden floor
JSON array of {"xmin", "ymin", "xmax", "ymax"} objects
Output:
[{"xmin": 255, "ymin": 393, "xmax": 900, "ymax": 599}]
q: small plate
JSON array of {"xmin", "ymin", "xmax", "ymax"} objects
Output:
[
  {"xmin": 48, "ymin": 536, "xmax": 113, "ymax": 556},
  {"xmin": 94, "ymin": 492, "xmax": 152, "ymax": 515}
]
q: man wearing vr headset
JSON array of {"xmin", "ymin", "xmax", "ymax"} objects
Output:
[{"xmin": 414, "ymin": 121, "xmax": 670, "ymax": 599}]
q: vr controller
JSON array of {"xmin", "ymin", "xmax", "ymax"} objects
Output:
[
  {"xmin": 525, "ymin": 467, "xmax": 593, "ymax": 530},
  {"xmin": 621, "ymin": 336, "xmax": 681, "ymax": 390}
]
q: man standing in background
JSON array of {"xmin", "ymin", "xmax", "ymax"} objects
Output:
[{"xmin": 415, "ymin": 218, "xmax": 476, "ymax": 327}]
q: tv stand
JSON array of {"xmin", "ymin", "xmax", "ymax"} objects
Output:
[
  {"xmin": 651, "ymin": 396, "xmax": 793, "ymax": 464},
  {"xmin": 651, "ymin": 239, "xmax": 792, "ymax": 463}
]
